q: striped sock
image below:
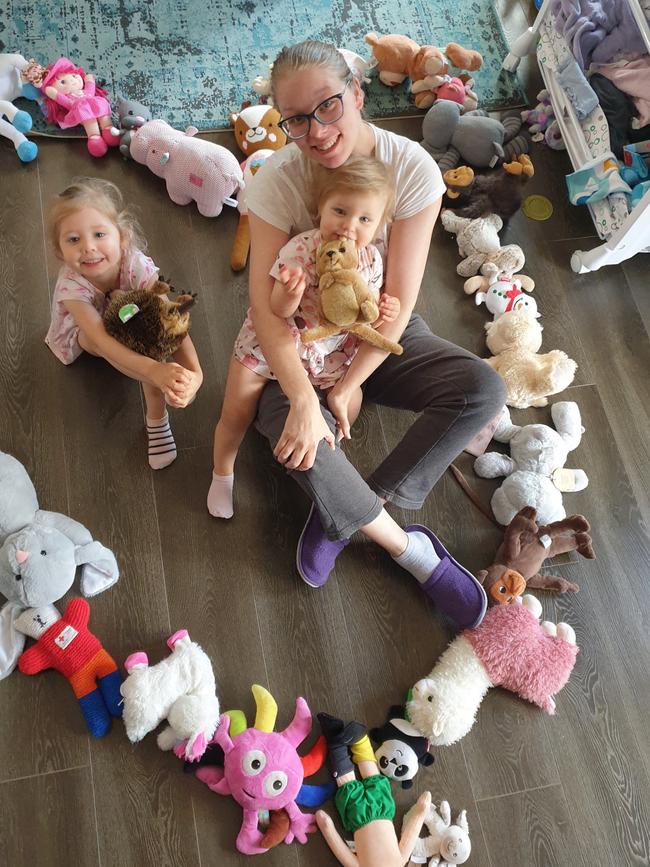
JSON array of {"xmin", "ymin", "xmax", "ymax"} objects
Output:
[{"xmin": 146, "ymin": 412, "xmax": 177, "ymax": 470}]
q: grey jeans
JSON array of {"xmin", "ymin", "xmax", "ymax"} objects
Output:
[{"xmin": 254, "ymin": 314, "xmax": 506, "ymax": 540}]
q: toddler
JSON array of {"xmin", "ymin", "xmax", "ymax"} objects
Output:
[
  {"xmin": 45, "ymin": 178, "xmax": 203, "ymax": 469},
  {"xmin": 208, "ymin": 155, "xmax": 399, "ymax": 518}
]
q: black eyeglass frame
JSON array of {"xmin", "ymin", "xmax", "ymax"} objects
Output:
[{"xmin": 279, "ymin": 77, "xmax": 353, "ymax": 140}]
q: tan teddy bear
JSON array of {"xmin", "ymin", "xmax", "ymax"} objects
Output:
[
  {"xmin": 300, "ymin": 239, "xmax": 403, "ymax": 355},
  {"xmin": 408, "ymin": 45, "xmax": 449, "ymax": 109}
]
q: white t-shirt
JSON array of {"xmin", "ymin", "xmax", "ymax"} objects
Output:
[{"xmin": 246, "ymin": 124, "xmax": 445, "ymax": 257}]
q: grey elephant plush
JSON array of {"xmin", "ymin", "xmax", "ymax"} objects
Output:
[
  {"xmin": 114, "ymin": 97, "xmax": 152, "ymax": 159},
  {"xmin": 0, "ymin": 451, "xmax": 119, "ymax": 678},
  {"xmin": 421, "ymin": 102, "xmax": 528, "ymax": 171}
]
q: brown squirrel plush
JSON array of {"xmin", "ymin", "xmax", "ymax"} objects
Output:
[
  {"xmin": 103, "ymin": 279, "xmax": 197, "ymax": 362},
  {"xmin": 300, "ymin": 238, "xmax": 403, "ymax": 355}
]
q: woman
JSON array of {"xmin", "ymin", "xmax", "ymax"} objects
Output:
[{"xmin": 244, "ymin": 40, "xmax": 506, "ymax": 629}]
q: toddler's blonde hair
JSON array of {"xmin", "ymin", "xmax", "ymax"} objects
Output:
[
  {"xmin": 312, "ymin": 155, "xmax": 396, "ymax": 226},
  {"xmin": 48, "ymin": 177, "xmax": 145, "ymax": 256}
]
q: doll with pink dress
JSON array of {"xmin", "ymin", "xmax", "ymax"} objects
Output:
[{"xmin": 40, "ymin": 57, "xmax": 120, "ymax": 157}]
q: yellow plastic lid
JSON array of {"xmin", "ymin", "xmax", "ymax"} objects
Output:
[{"xmin": 523, "ymin": 194, "xmax": 553, "ymax": 221}]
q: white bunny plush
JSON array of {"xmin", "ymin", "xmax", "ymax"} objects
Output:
[
  {"xmin": 406, "ymin": 799, "xmax": 471, "ymax": 866},
  {"xmin": 0, "ymin": 451, "xmax": 119, "ymax": 678}
]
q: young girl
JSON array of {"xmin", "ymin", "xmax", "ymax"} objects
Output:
[
  {"xmin": 208, "ymin": 155, "xmax": 400, "ymax": 519},
  {"xmin": 45, "ymin": 178, "xmax": 203, "ymax": 469}
]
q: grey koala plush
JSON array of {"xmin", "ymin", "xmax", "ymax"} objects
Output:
[
  {"xmin": 115, "ymin": 97, "xmax": 152, "ymax": 158},
  {"xmin": 0, "ymin": 451, "xmax": 119, "ymax": 678}
]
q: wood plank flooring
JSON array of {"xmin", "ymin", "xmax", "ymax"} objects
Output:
[{"xmin": 2, "ymin": 8, "xmax": 650, "ymax": 865}]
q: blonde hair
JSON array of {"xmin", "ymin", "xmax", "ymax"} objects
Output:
[
  {"xmin": 313, "ymin": 155, "xmax": 396, "ymax": 226},
  {"xmin": 270, "ymin": 39, "xmax": 353, "ymax": 103},
  {"xmin": 48, "ymin": 177, "xmax": 145, "ymax": 256}
]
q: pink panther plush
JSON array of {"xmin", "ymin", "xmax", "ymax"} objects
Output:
[{"xmin": 130, "ymin": 119, "xmax": 244, "ymax": 217}]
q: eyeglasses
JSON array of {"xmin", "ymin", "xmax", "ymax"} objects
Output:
[{"xmin": 279, "ymin": 78, "xmax": 352, "ymax": 140}]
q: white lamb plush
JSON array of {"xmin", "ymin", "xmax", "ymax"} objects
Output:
[
  {"xmin": 405, "ymin": 799, "xmax": 471, "ymax": 866},
  {"xmin": 120, "ymin": 629, "xmax": 220, "ymax": 761}
]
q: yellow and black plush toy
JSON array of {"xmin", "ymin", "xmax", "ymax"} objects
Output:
[{"xmin": 103, "ymin": 279, "xmax": 197, "ymax": 362}]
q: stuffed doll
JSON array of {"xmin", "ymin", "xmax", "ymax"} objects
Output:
[
  {"xmin": 407, "ymin": 594, "xmax": 578, "ymax": 746},
  {"xmin": 443, "ymin": 155, "xmax": 535, "ymax": 221},
  {"xmin": 40, "ymin": 57, "xmax": 120, "ymax": 157},
  {"xmin": 114, "ymin": 96, "xmax": 152, "ymax": 159},
  {"xmin": 474, "ymin": 402, "xmax": 589, "ymax": 525},
  {"xmin": 300, "ymin": 238, "xmax": 403, "ymax": 355},
  {"xmin": 478, "ymin": 506, "xmax": 595, "ymax": 604},
  {"xmin": 463, "ymin": 271, "xmax": 538, "ymax": 319},
  {"xmin": 0, "ymin": 53, "xmax": 41, "ymax": 162},
  {"xmin": 103, "ymin": 279, "xmax": 196, "ymax": 361},
  {"xmin": 316, "ymin": 712, "xmax": 432, "ymax": 867},
  {"xmin": 405, "ymin": 799, "xmax": 471, "ymax": 866},
  {"xmin": 482, "ymin": 311, "xmax": 577, "ymax": 409},
  {"xmin": 17, "ymin": 598, "xmax": 122, "ymax": 736},
  {"xmin": 120, "ymin": 628, "xmax": 220, "ymax": 761},
  {"xmin": 0, "ymin": 451, "xmax": 119, "ymax": 679},
  {"xmin": 370, "ymin": 705, "xmax": 434, "ymax": 788},
  {"xmin": 440, "ymin": 210, "xmax": 526, "ymax": 279}
]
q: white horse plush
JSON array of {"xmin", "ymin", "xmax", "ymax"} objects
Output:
[{"xmin": 0, "ymin": 53, "xmax": 39, "ymax": 162}]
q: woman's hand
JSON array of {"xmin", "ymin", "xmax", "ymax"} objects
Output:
[
  {"xmin": 376, "ymin": 293, "xmax": 401, "ymax": 325},
  {"xmin": 326, "ymin": 381, "xmax": 363, "ymax": 442},
  {"xmin": 151, "ymin": 362, "xmax": 191, "ymax": 406},
  {"xmin": 273, "ymin": 393, "xmax": 335, "ymax": 471}
]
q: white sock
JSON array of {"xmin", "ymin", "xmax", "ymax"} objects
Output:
[
  {"xmin": 393, "ymin": 531, "xmax": 441, "ymax": 583},
  {"xmin": 146, "ymin": 413, "xmax": 177, "ymax": 470},
  {"xmin": 207, "ymin": 471, "xmax": 234, "ymax": 519}
]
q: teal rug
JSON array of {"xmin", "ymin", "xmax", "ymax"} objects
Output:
[{"xmin": 3, "ymin": 0, "xmax": 524, "ymax": 135}]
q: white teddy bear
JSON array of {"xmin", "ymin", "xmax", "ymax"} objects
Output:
[
  {"xmin": 474, "ymin": 401, "xmax": 588, "ymax": 525},
  {"xmin": 405, "ymin": 799, "xmax": 471, "ymax": 866}
]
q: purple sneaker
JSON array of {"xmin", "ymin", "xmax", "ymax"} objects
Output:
[
  {"xmin": 405, "ymin": 524, "xmax": 487, "ymax": 629},
  {"xmin": 297, "ymin": 504, "xmax": 349, "ymax": 588}
]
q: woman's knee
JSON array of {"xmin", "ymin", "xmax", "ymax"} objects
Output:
[{"xmin": 469, "ymin": 359, "xmax": 507, "ymax": 413}]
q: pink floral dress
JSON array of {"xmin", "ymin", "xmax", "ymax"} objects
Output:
[
  {"xmin": 234, "ymin": 229, "xmax": 383, "ymax": 390},
  {"xmin": 45, "ymin": 248, "xmax": 158, "ymax": 364}
]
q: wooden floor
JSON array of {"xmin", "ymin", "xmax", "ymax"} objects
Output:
[{"xmin": 2, "ymin": 12, "xmax": 650, "ymax": 867}]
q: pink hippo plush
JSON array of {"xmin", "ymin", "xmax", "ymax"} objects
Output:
[{"xmin": 130, "ymin": 119, "xmax": 243, "ymax": 217}]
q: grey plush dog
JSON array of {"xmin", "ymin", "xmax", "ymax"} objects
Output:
[{"xmin": 114, "ymin": 96, "xmax": 152, "ymax": 158}]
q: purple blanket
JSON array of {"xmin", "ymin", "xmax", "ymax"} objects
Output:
[{"xmin": 551, "ymin": 0, "xmax": 648, "ymax": 68}]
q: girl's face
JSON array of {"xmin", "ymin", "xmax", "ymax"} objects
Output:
[
  {"xmin": 51, "ymin": 72, "xmax": 84, "ymax": 94},
  {"xmin": 275, "ymin": 66, "xmax": 364, "ymax": 168},
  {"xmin": 319, "ymin": 189, "xmax": 386, "ymax": 249},
  {"xmin": 58, "ymin": 207, "xmax": 123, "ymax": 286}
]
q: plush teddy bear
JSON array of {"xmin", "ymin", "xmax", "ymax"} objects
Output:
[
  {"xmin": 300, "ymin": 239, "xmax": 403, "ymax": 355},
  {"xmin": 463, "ymin": 271, "xmax": 538, "ymax": 319},
  {"xmin": 440, "ymin": 210, "xmax": 526, "ymax": 278},
  {"xmin": 422, "ymin": 102, "xmax": 529, "ymax": 171},
  {"xmin": 482, "ymin": 311, "xmax": 577, "ymax": 409},
  {"xmin": 474, "ymin": 402, "xmax": 589, "ymax": 525},
  {"xmin": 405, "ymin": 799, "xmax": 471, "ymax": 866},
  {"xmin": 443, "ymin": 155, "xmax": 535, "ymax": 221},
  {"xmin": 364, "ymin": 33, "xmax": 420, "ymax": 86},
  {"xmin": 113, "ymin": 96, "xmax": 152, "ymax": 159},
  {"xmin": 103, "ymin": 279, "xmax": 196, "ymax": 362}
]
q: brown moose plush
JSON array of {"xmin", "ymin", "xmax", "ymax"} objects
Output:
[
  {"xmin": 103, "ymin": 280, "xmax": 196, "ymax": 362},
  {"xmin": 300, "ymin": 238, "xmax": 403, "ymax": 355},
  {"xmin": 478, "ymin": 506, "xmax": 595, "ymax": 605}
]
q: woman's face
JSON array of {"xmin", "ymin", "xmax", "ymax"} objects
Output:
[{"xmin": 274, "ymin": 66, "xmax": 363, "ymax": 168}]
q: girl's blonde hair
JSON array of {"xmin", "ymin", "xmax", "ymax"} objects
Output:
[
  {"xmin": 48, "ymin": 177, "xmax": 145, "ymax": 256},
  {"xmin": 270, "ymin": 39, "xmax": 353, "ymax": 103},
  {"xmin": 312, "ymin": 155, "xmax": 396, "ymax": 225}
]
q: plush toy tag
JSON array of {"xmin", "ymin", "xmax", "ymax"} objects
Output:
[
  {"xmin": 119, "ymin": 303, "xmax": 140, "ymax": 323},
  {"xmin": 54, "ymin": 625, "xmax": 78, "ymax": 650},
  {"xmin": 552, "ymin": 468, "xmax": 578, "ymax": 492}
]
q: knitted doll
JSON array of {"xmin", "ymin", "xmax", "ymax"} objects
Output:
[
  {"xmin": 40, "ymin": 57, "xmax": 120, "ymax": 157},
  {"xmin": 17, "ymin": 597, "xmax": 122, "ymax": 736}
]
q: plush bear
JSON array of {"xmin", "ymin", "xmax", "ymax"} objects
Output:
[
  {"xmin": 408, "ymin": 45, "xmax": 449, "ymax": 109},
  {"xmin": 113, "ymin": 96, "xmax": 152, "ymax": 159},
  {"xmin": 364, "ymin": 33, "xmax": 420, "ymax": 86},
  {"xmin": 474, "ymin": 402, "xmax": 589, "ymax": 525},
  {"xmin": 482, "ymin": 311, "xmax": 577, "ymax": 409},
  {"xmin": 440, "ymin": 210, "xmax": 526, "ymax": 278},
  {"xmin": 300, "ymin": 239, "xmax": 403, "ymax": 355},
  {"xmin": 103, "ymin": 279, "xmax": 196, "ymax": 362}
]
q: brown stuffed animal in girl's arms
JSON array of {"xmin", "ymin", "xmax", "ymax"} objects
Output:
[
  {"xmin": 103, "ymin": 279, "xmax": 197, "ymax": 362},
  {"xmin": 478, "ymin": 506, "xmax": 595, "ymax": 605}
]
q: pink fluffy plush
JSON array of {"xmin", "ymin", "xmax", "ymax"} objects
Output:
[{"xmin": 464, "ymin": 604, "xmax": 578, "ymax": 713}]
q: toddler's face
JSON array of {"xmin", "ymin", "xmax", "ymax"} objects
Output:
[
  {"xmin": 58, "ymin": 207, "xmax": 122, "ymax": 285},
  {"xmin": 319, "ymin": 189, "xmax": 386, "ymax": 250},
  {"xmin": 52, "ymin": 73, "xmax": 84, "ymax": 94}
]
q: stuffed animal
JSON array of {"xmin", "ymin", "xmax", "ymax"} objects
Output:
[
  {"xmin": 422, "ymin": 102, "xmax": 529, "ymax": 171},
  {"xmin": 482, "ymin": 311, "xmax": 578, "ymax": 409},
  {"xmin": 478, "ymin": 506, "xmax": 595, "ymax": 604},
  {"xmin": 474, "ymin": 402, "xmax": 589, "ymax": 525},
  {"xmin": 521, "ymin": 90, "xmax": 565, "ymax": 151},
  {"xmin": 406, "ymin": 594, "xmax": 578, "ymax": 746},
  {"xmin": 0, "ymin": 53, "xmax": 40, "ymax": 162},
  {"xmin": 113, "ymin": 96, "xmax": 152, "ymax": 159},
  {"xmin": 364, "ymin": 33, "xmax": 420, "ymax": 86},
  {"xmin": 16, "ymin": 598, "xmax": 122, "ymax": 737},
  {"xmin": 440, "ymin": 210, "xmax": 526, "ymax": 279},
  {"xmin": 129, "ymin": 119, "xmax": 244, "ymax": 217},
  {"xmin": 463, "ymin": 271, "xmax": 538, "ymax": 319},
  {"xmin": 300, "ymin": 238, "xmax": 403, "ymax": 355},
  {"xmin": 120, "ymin": 628, "xmax": 220, "ymax": 761},
  {"xmin": 443, "ymin": 155, "xmax": 535, "ymax": 221},
  {"xmin": 195, "ymin": 685, "xmax": 318, "ymax": 855},
  {"xmin": 435, "ymin": 75, "xmax": 478, "ymax": 113},
  {"xmin": 0, "ymin": 451, "xmax": 119, "ymax": 679},
  {"xmin": 405, "ymin": 799, "xmax": 471, "ymax": 866},
  {"xmin": 229, "ymin": 103, "xmax": 287, "ymax": 271},
  {"xmin": 103, "ymin": 279, "xmax": 196, "ymax": 361},
  {"xmin": 407, "ymin": 45, "xmax": 449, "ymax": 109},
  {"xmin": 370, "ymin": 704, "xmax": 434, "ymax": 788}
]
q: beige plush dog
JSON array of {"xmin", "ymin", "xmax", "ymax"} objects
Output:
[{"xmin": 300, "ymin": 239, "xmax": 403, "ymax": 355}]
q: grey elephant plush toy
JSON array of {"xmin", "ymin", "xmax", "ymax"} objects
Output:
[
  {"xmin": 114, "ymin": 96, "xmax": 152, "ymax": 159},
  {"xmin": 0, "ymin": 451, "xmax": 119, "ymax": 678},
  {"xmin": 421, "ymin": 102, "xmax": 528, "ymax": 172}
]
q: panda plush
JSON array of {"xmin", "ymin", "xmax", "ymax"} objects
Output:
[{"xmin": 370, "ymin": 705, "xmax": 434, "ymax": 788}]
